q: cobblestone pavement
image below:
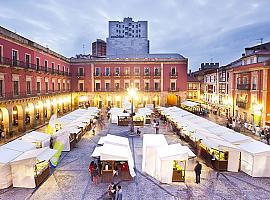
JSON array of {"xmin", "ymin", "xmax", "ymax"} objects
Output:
[{"xmin": 1, "ymin": 120, "xmax": 270, "ymax": 200}]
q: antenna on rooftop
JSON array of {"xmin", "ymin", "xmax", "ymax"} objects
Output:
[
  {"xmin": 257, "ymin": 38, "xmax": 263, "ymax": 44},
  {"xmin": 83, "ymin": 44, "xmax": 85, "ymax": 55}
]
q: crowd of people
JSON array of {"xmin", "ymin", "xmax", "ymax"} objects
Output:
[{"xmin": 226, "ymin": 117, "xmax": 270, "ymax": 145}]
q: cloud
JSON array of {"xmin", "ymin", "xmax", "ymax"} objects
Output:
[{"xmin": 0, "ymin": 0, "xmax": 269, "ymax": 71}]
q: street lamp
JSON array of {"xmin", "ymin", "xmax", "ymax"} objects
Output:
[{"xmin": 127, "ymin": 86, "xmax": 137, "ymax": 133}]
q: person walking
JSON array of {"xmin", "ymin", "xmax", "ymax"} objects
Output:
[
  {"xmin": 88, "ymin": 161, "xmax": 94, "ymax": 181},
  {"xmin": 92, "ymin": 163, "xmax": 99, "ymax": 185},
  {"xmin": 211, "ymin": 152, "xmax": 216, "ymax": 169},
  {"xmin": 194, "ymin": 161, "xmax": 202, "ymax": 184},
  {"xmin": 115, "ymin": 185, "xmax": 123, "ymax": 200}
]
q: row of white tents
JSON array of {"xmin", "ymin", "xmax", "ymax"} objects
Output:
[
  {"xmin": 0, "ymin": 107, "xmax": 100, "ymax": 189},
  {"xmin": 142, "ymin": 134, "xmax": 195, "ymax": 183},
  {"xmin": 158, "ymin": 106, "xmax": 270, "ymax": 177}
]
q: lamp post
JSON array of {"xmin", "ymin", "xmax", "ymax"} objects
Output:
[{"xmin": 127, "ymin": 86, "xmax": 137, "ymax": 133}]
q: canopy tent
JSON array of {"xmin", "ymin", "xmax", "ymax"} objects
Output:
[
  {"xmin": 21, "ymin": 131, "xmax": 51, "ymax": 148},
  {"xmin": 200, "ymin": 137, "xmax": 240, "ymax": 172},
  {"xmin": 238, "ymin": 140, "xmax": 270, "ymax": 177},
  {"xmin": 142, "ymin": 134, "xmax": 168, "ymax": 177},
  {"xmin": 2, "ymin": 139, "xmax": 36, "ymax": 152},
  {"xmin": 98, "ymin": 134, "xmax": 129, "ymax": 147},
  {"xmin": 0, "ymin": 148, "xmax": 22, "ymax": 189},
  {"xmin": 93, "ymin": 143, "xmax": 136, "ymax": 177},
  {"xmin": 10, "ymin": 147, "xmax": 57, "ymax": 188},
  {"xmin": 155, "ymin": 143, "xmax": 195, "ymax": 183},
  {"xmin": 181, "ymin": 101, "xmax": 199, "ymax": 107},
  {"xmin": 221, "ymin": 132, "xmax": 252, "ymax": 145}
]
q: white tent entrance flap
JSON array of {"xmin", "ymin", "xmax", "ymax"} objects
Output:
[
  {"xmin": 0, "ymin": 148, "xmax": 22, "ymax": 189},
  {"xmin": 238, "ymin": 141, "xmax": 270, "ymax": 177},
  {"xmin": 142, "ymin": 134, "xmax": 168, "ymax": 177}
]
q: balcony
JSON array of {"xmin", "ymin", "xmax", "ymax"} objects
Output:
[
  {"xmin": 0, "ymin": 57, "xmax": 71, "ymax": 77},
  {"xmin": 168, "ymin": 88, "xmax": 179, "ymax": 92},
  {"xmin": 236, "ymin": 101, "xmax": 248, "ymax": 109},
  {"xmin": 77, "ymin": 72, "xmax": 85, "ymax": 77},
  {"xmin": 237, "ymin": 84, "xmax": 250, "ymax": 90},
  {"xmin": 0, "ymin": 90, "xmax": 71, "ymax": 101},
  {"xmin": 169, "ymin": 72, "xmax": 178, "ymax": 78}
]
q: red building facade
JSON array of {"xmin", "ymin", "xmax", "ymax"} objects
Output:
[{"xmin": 0, "ymin": 26, "xmax": 188, "ymax": 137}]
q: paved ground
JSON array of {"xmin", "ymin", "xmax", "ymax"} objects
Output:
[{"xmin": 1, "ymin": 118, "xmax": 270, "ymax": 200}]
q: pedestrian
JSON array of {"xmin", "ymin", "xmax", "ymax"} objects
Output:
[
  {"xmin": 211, "ymin": 152, "xmax": 216, "ymax": 169},
  {"xmin": 108, "ymin": 182, "xmax": 116, "ymax": 199},
  {"xmin": 97, "ymin": 158, "xmax": 102, "ymax": 175},
  {"xmin": 115, "ymin": 185, "xmax": 123, "ymax": 200},
  {"xmin": 156, "ymin": 121, "xmax": 159, "ymax": 134},
  {"xmin": 88, "ymin": 161, "xmax": 94, "ymax": 181},
  {"xmin": 137, "ymin": 128, "xmax": 141, "ymax": 136},
  {"xmin": 0, "ymin": 125, "xmax": 3, "ymax": 141},
  {"xmin": 92, "ymin": 163, "xmax": 99, "ymax": 185},
  {"xmin": 50, "ymin": 136, "xmax": 54, "ymax": 149},
  {"xmin": 194, "ymin": 161, "xmax": 202, "ymax": 184},
  {"xmin": 92, "ymin": 124, "xmax": 96, "ymax": 135},
  {"xmin": 265, "ymin": 131, "xmax": 270, "ymax": 145}
]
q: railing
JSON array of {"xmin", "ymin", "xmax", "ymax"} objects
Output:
[
  {"xmin": 0, "ymin": 57, "xmax": 71, "ymax": 77},
  {"xmin": 237, "ymin": 84, "xmax": 250, "ymax": 90},
  {"xmin": 188, "ymin": 87, "xmax": 198, "ymax": 90},
  {"xmin": 169, "ymin": 72, "xmax": 178, "ymax": 77},
  {"xmin": 168, "ymin": 88, "xmax": 179, "ymax": 92},
  {"xmin": 92, "ymin": 88, "xmax": 162, "ymax": 92},
  {"xmin": 0, "ymin": 90, "xmax": 71, "ymax": 101},
  {"xmin": 236, "ymin": 101, "xmax": 248, "ymax": 109},
  {"xmin": 77, "ymin": 72, "xmax": 85, "ymax": 76}
]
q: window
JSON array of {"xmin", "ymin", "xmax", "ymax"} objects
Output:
[
  {"xmin": 105, "ymin": 68, "xmax": 110, "ymax": 76},
  {"xmin": 115, "ymin": 82, "xmax": 120, "ymax": 91},
  {"xmin": 144, "ymin": 82, "xmax": 150, "ymax": 91},
  {"xmin": 95, "ymin": 82, "xmax": 100, "ymax": 91},
  {"xmin": 95, "ymin": 68, "xmax": 100, "ymax": 76},
  {"xmin": 13, "ymin": 81, "xmax": 19, "ymax": 96},
  {"xmin": 171, "ymin": 67, "xmax": 176, "ymax": 75},
  {"xmin": 58, "ymin": 82, "xmax": 60, "ymax": 91},
  {"xmin": 124, "ymin": 82, "xmax": 129, "ymax": 89},
  {"xmin": 170, "ymin": 82, "xmax": 176, "ymax": 91},
  {"xmin": 124, "ymin": 67, "xmax": 130, "ymax": 75},
  {"xmin": 45, "ymin": 60, "xmax": 48, "ymax": 72},
  {"xmin": 26, "ymin": 81, "xmax": 31, "ymax": 94},
  {"xmin": 12, "ymin": 50, "xmax": 18, "ymax": 66},
  {"xmin": 79, "ymin": 83, "xmax": 84, "ymax": 91},
  {"xmin": 57, "ymin": 65, "xmax": 60, "ymax": 73},
  {"xmin": 67, "ymin": 83, "xmax": 70, "ymax": 91},
  {"xmin": 135, "ymin": 82, "xmax": 140, "ymax": 89},
  {"xmin": 79, "ymin": 68, "xmax": 84, "ymax": 76},
  {"xmin": 154, "ymin": 68, "xmax": 160, "ymax": 76},
  {"xmin": 37, "ymin": 82, "xmax": 41, "ymax": 94},
  {"xmin": 154, "ymin": 82, "xmax": 160, "ymax": 91},
  {"xmin": 252, "ymin": 77, "xmax": 257, "ymax": 90},
  {"xmin": 52, "ymin": 63, "xmax": 55, "ymax": 73},
  {"xmin": 25, "ymin": 54, "xmax": 30, "ymax": 68},
  {"xmin": 45, "ymin": 82, "xmax": 49, "ymax": 93},
  {"xmin": 105, "ymin": 83, "xmax": 110, "ymax": 91},
  {"xmin": 62, "ymin": 83, "xmax": 65, "ymax": 91},
  {"xmin": 0, "ymin": 80, "xmax": 3, "ymax": 97},
  {"xmin": 36, "ymin": 58, "xmax": 40, "ymax": 70},
  {"xmin": 144, "ymin": 68, "xmax": 150, "ymax": 76},
  {"xmin": 134, "ymin": 67, "xmax": 140, "ymax": 75},
  {"xmin": 0, "ymin": 45, "xmax": 3, "ymax": 63},
  {"xmin": 115, "ymin": 67, "xmax": 120, "ymax": 76},
  {"xmin": 52, "ymin": 82, "xmax": 55, "ymax": 92},
  {"xmin": 63, "ymin": 66, "xmax": 65, "ymax": 74}
]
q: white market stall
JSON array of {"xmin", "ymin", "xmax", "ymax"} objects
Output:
[
  {"xmin": 0, "ymin": 148, "xmax": 22, "ymax": 189},
  {"xmin": 238, "ymin": 140, "xmax": 270, "ymax": 177},
  {"xmin": 200, "ymin": 137, "xmax": 240, "ymax": 172},
  {"xmin": 10, "ymin": 147, "xmax": 57, "ymax": 188},
  {"xmin": 21, "ymin": 131, "xmax": 51, "ymax": 148},
  {"xmin": 91, "ymin": 143, "xmax": 135, "ymax": 183},
  {"xmin": 142, "ymin": 134, "xmax": 168, "ymax": 177},
  {"xmin": 155, "ymin": 143, "xmax": 196, "ymax": 183},
  {"xmin": 98, "ymin": 134, "xmax": 129, "ymax": 147},
  {"xmin": 2, "ymin": 139, "xmax": 36, "ymax": 152}
]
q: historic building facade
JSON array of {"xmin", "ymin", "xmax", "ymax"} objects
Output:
[
  {"xmin": 0, "ymin": 25, "xmax": 188, "ymax": 137},
  {"xmin": 228, "ymin": 43, "xmax": 270, "ymax": 126}
]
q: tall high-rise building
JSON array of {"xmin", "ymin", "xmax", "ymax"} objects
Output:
[
  {"xmin": 92, "ymin": 39, "xmax": 106, "ymax": 57},
  {"xmin": 106, "ymin": 17, "xmax": 150, "ymax": 56}
]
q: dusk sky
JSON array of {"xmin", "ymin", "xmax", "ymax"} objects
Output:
[{"xmin": 1, "ymin": 0, "xmax": 269, "ymax": 71}]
